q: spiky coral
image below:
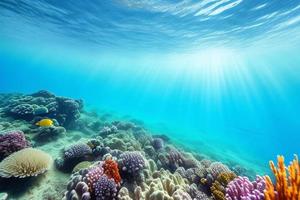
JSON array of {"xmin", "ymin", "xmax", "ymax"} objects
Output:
[
  {"xmin": 103, "ymin": 159, "xmax": 121, "ymax": 184},
  {"xmin": 265, "ymin": 155, "xmax": 300, "ymax": 200}
]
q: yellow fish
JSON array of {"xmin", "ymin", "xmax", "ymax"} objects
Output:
[{"xmin": 35, "ymin": 119, "xmax": 54, "ymax": 127}]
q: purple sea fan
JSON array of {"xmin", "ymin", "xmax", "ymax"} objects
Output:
[
  {"xmin": 93, "ymin": 175, "xmax": 118, "ymax": 200},
  {"xmin": 225, "ymin": 176, "xmax": 266, "ymax": 200},
  {"xmin": 64, "ymin": 143, "xmax": 92, "ymax": 160},
  {"xmin": 0, "ymin": 130, "xmax": 30, "ymax": 160}
]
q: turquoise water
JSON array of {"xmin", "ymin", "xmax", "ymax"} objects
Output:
[{"xmin": 1, "ymin": 0, "xmax": 300, "ymax": 174}]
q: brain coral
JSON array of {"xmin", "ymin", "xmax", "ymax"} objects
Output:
[
  {"xmin": 0, "ymin": 148, "xmax": 52, "ymax": 178},
  {"xmin": 0, "ymin": 130, "xmax": 30, "ymax": 160}
]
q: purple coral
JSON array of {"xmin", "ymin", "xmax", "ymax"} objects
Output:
[
  {"xmin": 0, "ymin": 130, "xmax": 30, "ymax": 160},
  {"xmin": 64, "ymin": 143, "xmax": 92, "ymax": 160},
  {"xmin": 93, "ymin": 175, "xmax": 118, "ymax": 200},
  {"xmin": 118, "ymin": 151, "xmax": 145, "ymax": 175},
  {"xmin": 225, "ymin": 176, "xmax": 266, "ymax": 200},
  {"xmin": 152, "ymin": 138, "xmax": 164, "ymax": 150},
  {"xmin": 207, "ymin": 162, "xmax": 231, "ymax": 179}
]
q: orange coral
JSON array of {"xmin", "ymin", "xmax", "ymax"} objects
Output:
[
  {"xmin": 265, "ymin": 155, "xmax": 300, "ymax": 200},
  {"xmin": 103, "ymin": 159, "xmax": 121, "ymax": 184}
]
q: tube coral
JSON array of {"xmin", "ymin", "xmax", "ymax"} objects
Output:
[{"xmin": 264, "ymin": 155, "xmax": 300, "ymax": 200}]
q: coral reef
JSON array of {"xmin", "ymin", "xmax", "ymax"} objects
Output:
[
  {"xmin": 225, "ymin": 176, "xmax": 266, "ymax": 200},
  {"xmin": 0, "ymin": 148, "xmax": 52, "ymax": 178},
  {"xmin": 0, "ymin": 91, "xmax": 281, "ymax": 200},
  {"xmin": 0, "ymin": 130, "xmax": 30, "ymax": 160},
  {"xmin": 264, "ymin": 155, "xmax": 300, "ymax": 200},
  {"xmin": 4, "ymin": 90, "xmax": 83, "ymax": 128}
]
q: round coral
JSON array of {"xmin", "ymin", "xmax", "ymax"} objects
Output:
[
  {"xmin": 64, "ymin": 143, "xmax": 92, "ymax": 160},
  {"xmin": 118, "ymin": 151, "xmax": 145, "ymax": 175},
  {"xmin": 0, "ymin": 148, "xmax": 52, "ymax": 178},
  {"xmin": 0, "ymin": 130, "xmax": 30, "ymax": 160},
  {"xmin": 93, "ymin": 175, "xmax": 118, "ymax": 200},
  {"xmin": 103, "ymin": 159, "xmax": 121, "ymax": 184}
]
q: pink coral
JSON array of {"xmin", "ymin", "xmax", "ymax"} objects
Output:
[
  {"xmin": 0, "ymin": 130, "xmax": 30, "ymax": 160},
  {"xmin": 83, "ymin": 163, "xmax": 104, "ymax": 192}
]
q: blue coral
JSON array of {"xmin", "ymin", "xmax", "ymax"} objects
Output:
[
  {"xmin": 64, "ymin": 143, "xmax": 92, "ymax": 160},
  {"xmin": 93, "ymin": 175, "xmax": 118, "ymax": 200},
  {"xmin": 118, "ymin": 151, "xmax": 145, "ymax": 175}
]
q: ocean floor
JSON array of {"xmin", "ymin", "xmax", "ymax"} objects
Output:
[{"xmin": 0, "ymin": 91, "xmax": 271, "ymax": 200}]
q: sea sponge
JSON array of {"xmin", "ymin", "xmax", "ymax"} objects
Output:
[
  {"xmin": 264, "ymin": 155, "xmax": 300, "ymax": 200},
  {"xmin": 225, "ymin": 176, "xmax": 266, "ymax": 200},
  {"xmin": 103, "ymin": 159, "xmax": 121, "ymax": 184},
  {"xmin": 118, "ymin": 151, "xmax": 146, "ymax": 176},
  {"xmin": 93, "ymin": 175, "xmax": 118, "ymax": 200},
  {"xmin": 0, "ymin": 148, "xmax": 52, "ymax": 178},
  {"xmin": 0, "ymin": 130, "xmax": 30, "ymax": 160}
]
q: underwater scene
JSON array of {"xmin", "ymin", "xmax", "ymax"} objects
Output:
[{"xmin": 0, "ymin": 1, "xmax": 300, "ymax": 200}]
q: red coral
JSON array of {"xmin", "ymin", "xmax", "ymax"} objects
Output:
[{"xmin": 103, "ymin": 159, "xmax": 121, "ymax": 184}]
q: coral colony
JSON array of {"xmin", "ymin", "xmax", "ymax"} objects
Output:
[{"xmin": 0, "ymin": 90, "xmax": 299, "ymax": 200}]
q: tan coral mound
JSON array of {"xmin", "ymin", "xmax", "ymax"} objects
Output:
[
  {"xmin": 135, "ymin": 168, "xmax": 192, "ymax": 200},
  {"xmin": 0, "ymin": 148, "xmax": 52, "ymax": 178}
]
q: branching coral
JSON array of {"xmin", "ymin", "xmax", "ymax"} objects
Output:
[
  {"xmin": 264, "ymin": 155, "xmax": 300, "ymax": 200},
  {"xmin": 0, "ymin": 148, "xmax": 52, "ymax": 178},
  {"xmin": 225, "ymin": 176, "xmax": 266, "ymax": 200}
]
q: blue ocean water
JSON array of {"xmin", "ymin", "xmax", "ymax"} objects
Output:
[{"xmin": 0, "ymin": 0, "xmax": 300, "ymax": 174}]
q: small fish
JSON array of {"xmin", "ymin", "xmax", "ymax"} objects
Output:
[{"xmin": 35, "ymin": 119, "xmax": 54, "ymax": 127}]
